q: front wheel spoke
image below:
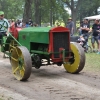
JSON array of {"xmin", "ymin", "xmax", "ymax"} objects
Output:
[
  {"xmin": 11, "ymin": 57, "xmax": 18, "ymax": 62},
  {"xmin": 20, "ymin": 70, "xmax": 24, "ymax": 76},
  {"xmin": 15, "ymin": 48, "xmax": 20, "ymax": 57},
  {"xmin": 13, "ymin": 67, "xmax": 19, "ymax": 74},
  {"xmin": 22, "ymin": 66, "xmax": 25, "ymax": 71}
]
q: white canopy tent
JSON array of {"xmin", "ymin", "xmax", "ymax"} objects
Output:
[{"xmin": 84, "ymin": 15, "xmax": 100, "ymax": 20}]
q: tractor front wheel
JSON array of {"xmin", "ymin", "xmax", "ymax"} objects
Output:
[
  {"xmin": 10, "ymin": 46, "xmax": 32, "ymax": 81},
  {"xmin": 63, "ymin": 42, "xmax": 85, "ymax": 73}
]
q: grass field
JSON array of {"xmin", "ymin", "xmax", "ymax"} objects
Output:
[
  {"xmin": 81, "ymin": 35, "xmax": 100, "ymax": 73},
  {"xmin": 84, "ymin": 52, "xmax": 100, "ymax": 73}
]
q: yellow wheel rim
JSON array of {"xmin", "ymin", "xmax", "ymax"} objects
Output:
[
  {"xmin": 11, "ymin": 46, "xmax": 32, "ymax": 81},
  {"xmin": 11, "ymin": 47, "xmax": 25, "ymax": 80},
  {"xmin": 9, "ymin": 40, "xmax": 18, "ymax": 53},
  {"xmin": 63, "ymin": 42, "xmax": 81, "ymax": 73}
]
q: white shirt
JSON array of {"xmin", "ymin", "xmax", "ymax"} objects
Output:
[{"xmin": 17, "ymin": 22, "xmax": 22, "ymax": 28}]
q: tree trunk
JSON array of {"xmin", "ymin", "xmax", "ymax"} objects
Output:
[
  {"xmin": 34, "ymin": 0, "xmax": 41, "ymax": 26},
  {"xmin": 49, "ymin": 0, "xmax": 54, "ymax": 26},
  {"xmin": 50, "ymin": 8, "xmax": 53, "ymax": 26},
  {"xmin": 71, "ymin": 9, "xmax": 77, "ymax": 33},
  {"xmin": 23, "ymin": 0, "xmax": 33, "ymax": 23},
  {"xmin": 52, "ymin": 12, "xmax": 55, "ymax": 25}
]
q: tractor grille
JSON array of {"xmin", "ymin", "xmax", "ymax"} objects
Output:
[{"xmin": 53, "ymin": 32, "xmax": 69, "ymax": 58}]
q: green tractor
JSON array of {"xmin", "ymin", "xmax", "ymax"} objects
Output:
[{"xmin": 1, "ymin": 26, "xmax": 85, "ymax": 81}]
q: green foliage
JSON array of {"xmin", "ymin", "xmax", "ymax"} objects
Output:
[
  {"xmin": 77, "ymin": 0, "xmax": 100, "ymax": 20},
  {"xmin": 0, "ymin": 0, "xmax": 24, "ymax": 19},
  {"xmin": 0, "ymin": 0, "xmax": 100, "ymax": 24},
  {"xmin": 0, "ymin": 0, "xmax": 68, "ymax": 25},
  {"xmin": 42, "ymin": 0, "xmax": 68, "ymax": 22},
  {"xmin": 32, "ymin": 0, "xmax": 69, "ymax": 25}
]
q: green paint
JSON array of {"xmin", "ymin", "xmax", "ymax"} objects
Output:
[
  {"xmin": 18, "ymin": 27, "xmax": 51, "ymax": 51},
  {"xmin": 31, "ymin": 50, "xmax": 50, "ymax": 55}
]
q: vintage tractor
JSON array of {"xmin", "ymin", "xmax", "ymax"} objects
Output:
[{"xmin": 1, "ymin": 26, "xmax": 85, "ymax": 81}]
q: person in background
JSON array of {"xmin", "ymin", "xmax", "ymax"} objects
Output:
[
  {"xmin": 9, "ymin": 19, "xmax": 15, "ymax": 33},
  {"xmin": 91, "ymin": 19, "xmax": 100, "ymax": 52},
  {"xmin": 17, "ymin": 20, "xmax": 22, "ymax": 28},
  {"xmin": 0, "ymin": 11, "xmax": 10, "ymax": 44},
  {"xmin": 22, "ymin": 22, "xmax": 26, "ymax": 28},
  {"xmin": 78, "ymin": 20, "xmax": 83, "ymax": 36},
  {"xmin": 28, "ymin": 18, "xmax": 33, "ymax": 26},
  {"xmin": 10, "ymin": 19, "xmax": 15, "ymax": 26},
  {"xmin": 25, "ymin": 22, "xmax": 30, "ymax": 27},
  {"xmin": 15, "ymin": 19, "xmax": 22, "ymax": 28},
  {"xmin": 97, "ymin": 33, "xmax": 100, "ymax": 54},
  {"xmin": 80, "ymin": 19, "xmax": 90, "ymax": 45},
  {"xmin": 66, "ymin": 17, "xmax": 74, "ymax": 36},
  {"xmin": 77, "ymin": 35, "xmax": 85, "ymax": 46}
]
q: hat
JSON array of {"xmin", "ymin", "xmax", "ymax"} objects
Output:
[
  {"xmin": 68, "ymin": 17, "xmax": 72, "ymax": 20},
  {"xmin": 0, "ymin": 11, "xmax": 4, "ymax": 15}
]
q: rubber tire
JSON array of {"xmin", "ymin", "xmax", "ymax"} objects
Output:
[
  {"xmin": 11, "ymin": 46, "xmax": 32, "ymax": 81},
  {"xmin": 63, "ymin": 42, "xmax": 85, "ymax": 74}
]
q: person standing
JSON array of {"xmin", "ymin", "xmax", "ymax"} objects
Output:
[
  {"xmin": 78, "ymin": 20, "xmax": 83, "ymax": 36},
  {"xmin": 28, "ymin": 18, "xmax": 33, "ymax": 26},
  {"xmin": 91, "ymin": 19, "xmax": 100, "ymax": 52},
  {"xmin": 66, "ymin": 18, "xmax": 74, "ymax": 36},
  {"xmin": 80, "ymin": 19, "xmax": 90, "ymax": 44},
  {"xmin": 0, "ymin": 11, "xmax": 10, "ymax": 44},
  {"xmin": 97, "ymin": 33, "xmax": 100, "ymax": 54}
]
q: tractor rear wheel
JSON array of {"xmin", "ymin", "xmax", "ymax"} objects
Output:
[
  {"xmin": 63, "ymin": 42, "xmax": 85, "ymax": 73},
  {"xmin": 10, "ymin": 46, "xmax": 32, "ymax": 81}
]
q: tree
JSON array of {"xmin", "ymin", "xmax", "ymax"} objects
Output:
[
  {"xmin": 62, "ymin": 0, "xmax": 83, "ymax": 32},
  {"xmin": 78, "ymin": 0, "xmax": 100, "ymax": 21},
  {"xmin": 33, "ymin": 0, "xmax": 41, "ymax": 26},
  {"xmin": 23, "ymin": 0, "xmax": 33, "ymax": 22},
  {"xmin": 0, "ymin": 0, "xmax": 24, "ymax": 19},
  {"xmin": 33, "ymin": 0, "xmax": 69, "ymax": 26}
]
